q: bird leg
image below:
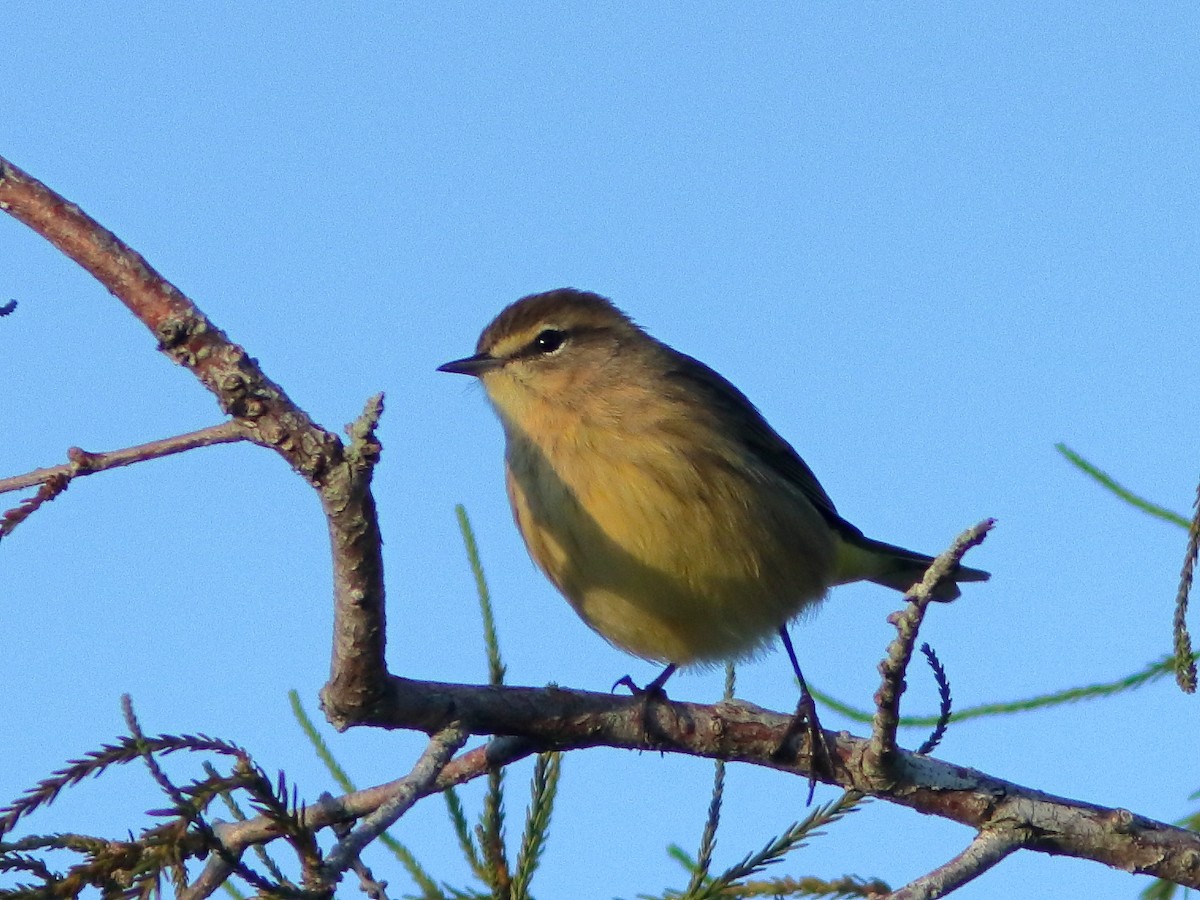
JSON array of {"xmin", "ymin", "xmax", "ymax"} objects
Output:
[{"xmin": 775, "ymin": 627, "xmax": 834, "ymax": 801}]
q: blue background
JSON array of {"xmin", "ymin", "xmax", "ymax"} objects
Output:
[{"xmin": 2, "ymin": 6, "xmax": 1197, "ymax": 898}]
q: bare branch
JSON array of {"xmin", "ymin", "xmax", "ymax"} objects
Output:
[
  {"xmin": 1, "ymin": 471, "xmax": 70, "ymax": 540},
  {"xmin": 177, "ymin": 848, "xmax": 236, "ymax": 900},
  {"xmin": 0, "ymin": 153, "xmax": 391, "ymax": 720},
  {"xmin": 325, "ymin": 796, "xmax": 393, "ymax": 900},
  {"xmin": 865, "ymin": 520, "xmax": 994, "ymax": 784},
  {"xmin": 885, "ymin": 826, "xmax": 1026, "ymax": 899},
  {"xmin": 323, "ymin": 724, "xmax": 468, "ymax": 878},
  {"xmin": 156, "ymin": 682, "xmax": 1200, "ymax": 891},
  {"xmin": 345, "ymin": 676, "xmax": 1200, "ymax": 888},
  {"xmin": 0, "ymin": 426, "xmax": 248, "ymax": 540},
  {"xmin": 0, "ymin": 423, "xmax": 247, "ymax": 497}
]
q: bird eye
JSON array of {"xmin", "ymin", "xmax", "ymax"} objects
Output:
[{"xmin": 532, "ymin": 328, "xmax": 566, "ymax": 355}]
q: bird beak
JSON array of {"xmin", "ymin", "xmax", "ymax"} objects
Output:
[{"xmin": 437, "ymin": 353, "xmax": 500, "ymax": 377}]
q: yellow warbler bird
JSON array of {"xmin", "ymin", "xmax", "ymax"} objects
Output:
[{"xmin": 439, "ymin": 288, "xmax": 988, "ymax": 697}]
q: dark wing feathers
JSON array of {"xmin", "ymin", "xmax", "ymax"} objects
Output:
[
  {"xmin": 660, "ymin": 349, "xmax": 864, "ymax": 540},
  {"xmin": 659, "ymin": 345, "xmax": 989, "ymax": 594}
]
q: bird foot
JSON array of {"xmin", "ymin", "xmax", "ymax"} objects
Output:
[
  {"xmin": 612, "ymin": 663, "xmax": 676, "ymax": 698},
  {"xmin": 773, "ymin": 690, "xmax": 835, "ymax": 805}
]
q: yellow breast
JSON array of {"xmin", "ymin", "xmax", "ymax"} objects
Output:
[{"xmin": 498, "ymin": 398, "xmax": 837, "ymax": 666}]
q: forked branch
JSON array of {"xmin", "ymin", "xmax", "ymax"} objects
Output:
[{"xmin": 0, "ymin": 153, "xmax": 390, "ymax": 716}]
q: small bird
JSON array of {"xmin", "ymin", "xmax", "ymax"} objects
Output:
[{"xmin": 439, "ymin": 288, "xmax": 988, "ymax": 704}]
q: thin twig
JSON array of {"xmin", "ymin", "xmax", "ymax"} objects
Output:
[
  {"xmin": 327, "ymin": 796, "xmax": 391, "ymax": 900},
  {"xmin": 865, "ymin": 520, "xmax": 994, "ymax": 784},
  {"xmin": 885, "ymin": 825, "xmax": 1026, "ymax": 899},
  {"xmin": 288, "ymin": 690, "xmax": 440, "ymax": 893},
  {"xmin": 0, "ymin": 471, "xmax": 70, "ymax": 540},
  {"xmin": 0, "ymin": 422, "xmax": 247, "ymax": 496},
  {"xmin": 323, "ymin": 725, "xmax": 468, "ymax": 878},
  {"xmin": 178, "ymin": 852, "xmax": 235, "ymax": 900}
]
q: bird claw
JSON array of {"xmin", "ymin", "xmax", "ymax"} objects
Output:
[
  {"xmin": 612, "ymin": 674, "xmax": 640, "ymax": 694},
  {"xmin": 612, "ymin": 664, "xmax": 676, "ymax": 698},
  {"xmin": 774, "ymin": 692, "xmax": 835, "ymax": 805}
]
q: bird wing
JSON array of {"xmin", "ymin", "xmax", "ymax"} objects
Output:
[
  {"xmin": 660, "ymin": 348, "xmax": 991, "ymax": 596},
  {"xmin": 661, "ymin": 349, "xmax": 866, "ymax": 542}
]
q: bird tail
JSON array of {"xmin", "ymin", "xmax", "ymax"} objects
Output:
[{"xmin": 834, "ymin": 535, "xmax": 989, "ymax": 601}]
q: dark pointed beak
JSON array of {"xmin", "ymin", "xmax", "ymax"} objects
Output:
[{"xmin": 437, "ymin": 352, "xmax": 500, "ymax": 377}]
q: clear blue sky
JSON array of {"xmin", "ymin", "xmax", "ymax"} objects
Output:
[{"xmin": 3, "ymin": 6, "xmax": 1198, "ymax": 898}]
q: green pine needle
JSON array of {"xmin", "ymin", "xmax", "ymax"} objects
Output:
[
  {"xmin": 812, "ymin": 654, "xmax": 1187, "ymax": 727},
  {"xmin": 511, "ymin": 752, "xmax": 563, "ymax": 900},
  {"xmin": 1056, "ymin": 444, "xmax": 1190, "ymax": 529},
  {"xmin": 444, "ymin": 787, "xmax": 485, "ymax": 880},
  {"xmin": 288, "ymin": 690, "xmax": 354, "ymax": 796},
  {"xmin": 681, "ymin": 663, "xmax": 737, "ymax": 895},
  {"xmin": 683, "ymin": 791, "xmax": 865, "ymax": 900},
  {"xmin": 456, "ymin": 504, "xmax": 506, "ymax": 686}
]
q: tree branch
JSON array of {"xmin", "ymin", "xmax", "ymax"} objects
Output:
[
  {"xmin": 886, "ymin": 826, "xmax": 1026, "ymax": 899},
  {"xmin": 363, "ymin": 682, "xmax": 1200, "ymax": 886},
  {"xmin": 322, "ymin": 724, "xmax": 467, "ymax": 879},
  {"xmin": 866, "ymin": 520, "xmax": 995, "ymax": 784},
  {"xmin": 0, "ymin": 423, "xmax": 247, "ymax": 497},
  {"xmin": 170, "ymin": 680, "xmax": 1200, "ymax": 889},
  {"xmin": 0, "ymin": 153, "xmax": 391, "ymax": 718}
]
